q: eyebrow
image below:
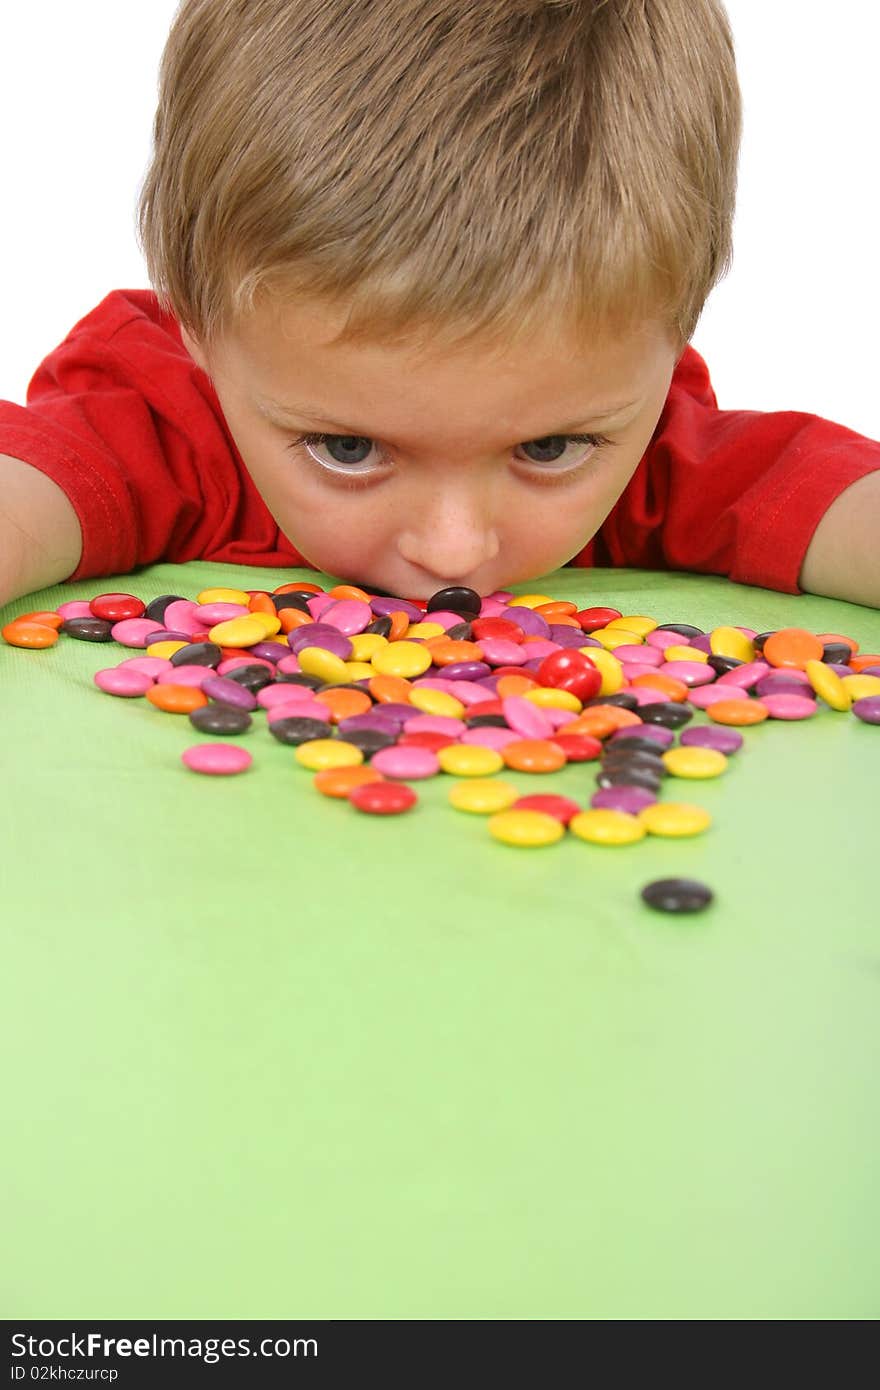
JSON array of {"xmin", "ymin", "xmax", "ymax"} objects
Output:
[{"xmin": 256, "ymin": 396, "xmax": 640, "ymax": 436}]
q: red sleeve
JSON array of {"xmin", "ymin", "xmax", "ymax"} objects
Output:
[
  {"xmin": 586, "ymin": 344, "xmax": 880, "ymax": 594},
  {"xmin": 0, "ymin": 289, "xmax": 305, "ymax": 580}
]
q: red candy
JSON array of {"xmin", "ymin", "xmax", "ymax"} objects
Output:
[
  {"xmin": 535, "ymin": 648, "xmax": 602, "ymax": 701},
  {"xmin": 88, "ymin": 592, "xmax": 146, "ymax": 622},
  {"xmin": 349, "ymin": 781, "xmax": 418, "ymax": 815}
]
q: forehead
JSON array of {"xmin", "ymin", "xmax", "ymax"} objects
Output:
[{"xmin": 220, "ymin": 294, "xmax": 676, "ymax": 438}]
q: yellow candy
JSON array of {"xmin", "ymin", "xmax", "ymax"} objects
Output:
[
  {"xmin": 488, "ymin": 809, "xmax": 565, "ymax": 846},
  {"xmin": 146, "ymin": 639, "xmax": 188, "ymax": 659},
  {"xmin": 638, "ymin": 802, "xmax": 712, "ymax": 837},
  {"xmin": 568, "ymin": 809, "xmax": 646, "ymax": 845},
  {"xmin": 350, "ymin": 633, "xmax": 389, "ymax": 661},
  {"xmin": 448, "ymin": 779, "xmax": 520, "ymax": 814},
  {"xmin": 341, "ymin": 661, "xmax": 375, "ymax": 681},
  {"xmin": 437, "ymin": 744, "xmax": 504, "ymax": 777},
  {"xmin": 603, "ymin": 614, "xmax": 658, "ymax": 637},
  {"xmin": 370, "ymin": 640, "xmax": 433, "ymax": 679},
  {"xmin": 709, "ymin": 626, "xmax": 755, "ymax": 662},
  {"xmin": 841, "ymin": 674, "xmax": 880, "ymax": 700},
  {"xmin": 804, "ymin": 658, "xmax": 851, "ymax": 711},
  {"xmin": 664, "ymin": 644, "xmax": 708, "ymax": 664},
  {"xmin": 208, "ymin": 614, "xmax": 268, "ymax": 647},
  {"xmin": 295, "ymin": 739, "xmax": 364, "ymax": 771},
  {"xmin": 405, "ymin": 621, "xmax": 446, "ymax": 640},
  {"xmin": 196, "ymin": 586, "xmax": 252, "ymax": 605},
  {"xmin": 579, "ymin": 645, "xmax": 624, "ymax": 695},
  {"xmin": 662, "ymin": 746, "xmax": 728, "ymax": 778},
  {"xmin": 524, "ymin": 687, "xmax": 582, "ymax": 712},
  {"xmin": 246, "ymin": 610, "xmax": 282, "ymax": 638},
  {"xmin": 508, "ymin": 593, "xmax": 554, "ymax": 609},
  {"xmin": 409, "ymin": 688, "xmax": 466, "ymax": 719},
  {"xmin": 297, "ymin": 646, "xmax": 348, "ymax": 683},
  {"xmin": 590, "ymin": 628, "xmax": 645, "ymax": 651}
]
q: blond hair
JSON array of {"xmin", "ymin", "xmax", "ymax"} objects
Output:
[{"xmin": 138, "ymin": 0, "xmax": 741, "ymax": 352}]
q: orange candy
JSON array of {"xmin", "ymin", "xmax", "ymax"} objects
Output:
[
  {"xmin": 278, "ymin": 608, "xmax": 314, "ymax": 633},
  {"xmin": 426, "ymin": 638, "xmax": 484, "ymax": 666},
  {"xmin": 581, "ymin": 704, "xmax": 642, "ymax": 730},
  {"xmin": 369, "ymin": 673, "xmax": 413, "ymax": 704},
  {"xmin": 762, "ymin": 627, "xmax": 824, "ymax": 670},
  {"xmin": 145, "ymin": 684, "xmax": 209, "ymax": 714},
  {"xmin": 629, "ymin": 673, "xmax": 689, "ymax": 702},
  {"xmin": 849, "ymin": 653, "xmax": 880, "ymax": 673},
  {"xmin": 247, "ymin": 592, "xmax": 277, "ymax": 616},
  {"xmin": 313, "ymin": 765, "xmax": 385, "ymax": 798},
  {"xmin": 2, "ymin": 619, "xmax": 59, "ymax": 649},
  {"xmin": 17, "ymin": 610, "xmax": 64, "ymax": 629},
  {"xmin": 534, "ymin": 600, "xmax": 578, "ymax": 618},
  {"xmin": 707, "ymin": 698, "xmax": 769, "ymax": 726},
  {"xmin": 502, "ymin": 738, "xmax": 567, "ymax": 773},
  {"xmin": 387, "ymin": 611, "xmax": 411, "ymax": 641},
  {"xmin": 559, "ymin": 710, "xmax": 619, "ymax": 740},
  {"xmin": 328, "ymin": 583, "xmax": 371, "ymax": 602},
  {"xmin": 273, "ymin": 581, "xmax": 324, "ymax": 595},
  {"xmin": 314, "ymin": 687, "xmax": 374, "ymax": 722},
  {"xmin": 496, "ymin": 673, "xmax": 539, "ymax": 698}
]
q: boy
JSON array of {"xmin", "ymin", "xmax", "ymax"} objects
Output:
[{"xmin": 1, "ymin": 0, "xmax": 878, "ymax": 610}]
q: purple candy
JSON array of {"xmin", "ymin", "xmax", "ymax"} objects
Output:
[
  {"xmin": 369, "ymin": 596, "xmax": 424, "ymax": 622},
  {"xmin": 337, "ymin": 712, "xmax": 401, "ymax": 736},
  {"xmin": 754, "ymin": 676, "xmax": 809, "ymax": 700},
  {"xmin": 499, "ymin": 606, "xmax": 552, "ymax": 638},
  {"xmin": 201, "ymin": 675, "xmax": 259, "ymax": 711},
  {"xmin": 688, "ymin": 634, "xmax": 713, "ymax": 654},
  {"xmin": 441, "ymin": 661, "xmax": 492, "ymax": 682},
  {"xmin": 852, "ymin": 695, "xmax": 880, "ymax": 724},
  {"xmin": 286, "ymin": 623, "xmax": 353, "ymax": 660},
  {"xmin": 145, "ymin": 629, "xmax": 193, "ymax": 644},
  {"xmin": 547, "ymin": 625, "xmax": 588, "ymax": 648},
  {"xmin": 250, "ymin": 640, "xmax": 289, "ymax": 663},
  {"xmin": 679, "ymin": 725, "xmax": 743, "ymax": 754},
  {"xmin": 364, "ymin": 701, "xmax": 413, "ymax": 724},
  {"xmin": 857, "ymin": 665, "xmax": 880, "ymax": 678},
  {"xmin": 610, "ymin": 724, "xmax": 675, "ymax": 747},
  {"xmin": 826, "ymin": 663, "xmax": 854, "ymax": 677},
  {"xmin": 590, "ymin": 786, "xmax": 657, "ymax": 813}
]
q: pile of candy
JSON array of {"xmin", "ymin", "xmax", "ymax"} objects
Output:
[{"xmin": 4, "ymin": 581, "xmax": 879, "ymax": 914}]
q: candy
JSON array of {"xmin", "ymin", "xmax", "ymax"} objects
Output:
[
  {"xmin": 5, "ymin": 578, "xmax": 876, "ymax": 889},
  {"xmin": 640, "ymin": 879, "xmax": 714, "ymax": 913},
  {"xmin": 181, "ymin": 743, "xmax": 253, "ymax": 775}
]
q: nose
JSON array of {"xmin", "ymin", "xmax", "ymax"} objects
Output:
[{"xmin": 395, "ymin": 479, "xmax": 501, "ymax": 582}]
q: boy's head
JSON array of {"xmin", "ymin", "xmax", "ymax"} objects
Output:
[{"xmin": 139, "ymin": 0, "xmax": 741, "ymax": 597}]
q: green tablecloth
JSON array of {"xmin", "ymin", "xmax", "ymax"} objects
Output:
[{"xmin": 2, "ymin": 563, "xmax": 879, "ymax": 1319}]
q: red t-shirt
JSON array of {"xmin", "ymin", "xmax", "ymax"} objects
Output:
[{"xmin": 1, "ymin": 288, "xmax": 878, "ymax": 593}]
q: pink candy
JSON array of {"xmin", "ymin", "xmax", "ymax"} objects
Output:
[
  {"xmin": 371, "ymin": 745, "xmax": 440, "ymax": 779},
  {"xmin": 94, "ymin": 667, "xmax": 154, "ymax": 697},
  {"xmin": 181, "ymin": 743, "xmax": 253, "ymax": 775}
]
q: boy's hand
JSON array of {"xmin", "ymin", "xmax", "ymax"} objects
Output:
[
  {"xmin": 0, "ymin": 455, "xmax": 82, "ymax": 608},
  {"xmin": 799, "ymin": 471, "xmax": 880, "ymax": 608}
]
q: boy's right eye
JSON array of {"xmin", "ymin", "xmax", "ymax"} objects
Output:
[{"xmin": 288, "ymin": 432, "xmax": 383, "ymax": 476}]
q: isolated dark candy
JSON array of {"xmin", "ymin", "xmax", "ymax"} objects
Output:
[
  {"xmin": 170, "ymin": 641, "xmax": 222, "ymax": 668},
  {"xmin": 655, "ymin": 622, "xmax": 704, "ymax": 638},
  {"xmin": 607, "ymin": 733, "xmax": 673, "ymax": 755},
  {"xmin": 601, "ymin": 748, "xmax": 666, "ymax": 773},
  {"xmin": 426, "ymin": 586, "xmax": 481, "ymax": 617},
  {"xmin": 364, "ymin": 616, "xmax": 393, "ymax": 638},
  {"xmin": 188, "ymin": 705, "xmax": 253, "ymax": 736},
  {"xmin": 821, "ymin": 642, "xmax": 853, "ymax": 665},
  {"xmin": 752, "ymin": 632, "xmax": 775, "ymax": 654},
  {"xmin": 638, "ymin": 701, "xmax": 694, "ymax": 729},
  {"xmin": 271, "ymin": 593, "xmax": 313, "ymax": 614},
  {"xmin": 339, "ymin": 728, "xmax": 398, "ymax": 757},
  {"xmin": 446, "ymin": 622, "xmax": 474, "ymax": 641},
  {"xmin": 269, "ymin": 716, "xmax": 332, "ymax": 746},
  {"xmin": 467, "ymin": 713, "xmax": 511, "ymax": 728},
  {"xmin": 61, "ymin": 617, "xmax": 114, "ymax": 642},
  {"xmin": 226, "ymin": 664, "xmax": 276, "ymax": 693},
  {"xmin": 144, "ymin": 594, "xmax": 186, "ymax": 624},
  {"xmin": 640, "ymin": 878, "xmax": 715, "ymax": 914}
]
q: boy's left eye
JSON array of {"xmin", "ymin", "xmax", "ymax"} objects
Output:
[{"xmin": 287, "ymin": 431, "xmax": 613, "ymax": 477}]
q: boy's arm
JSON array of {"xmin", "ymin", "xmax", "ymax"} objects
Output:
[
  {"xmin": 0, "ymin": 455, "xmax": 83, "ymax": 608},
  {"xmin": 799, "ymin": 471, "xmax": 880, "ymax": 608}
]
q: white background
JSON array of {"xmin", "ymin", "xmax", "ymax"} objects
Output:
[{"xmin": 1, "ymin": 1, "xmax": 877, "ymax": 436}]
